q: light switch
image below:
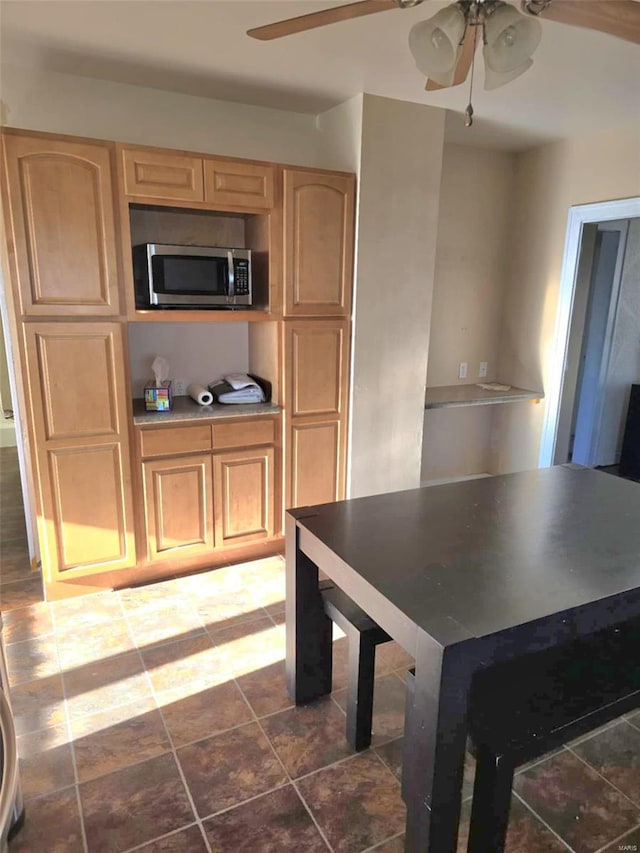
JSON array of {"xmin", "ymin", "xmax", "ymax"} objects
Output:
[
  {"xmin": 479, "ymin": 362, "xmax": 488, "ymax": 378},
  {"xmin": 458, "ymin": 362, "xmax": 468, "ymax": 380}
]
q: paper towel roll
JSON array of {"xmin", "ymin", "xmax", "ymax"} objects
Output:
[{"xmin": 188, "ymin": 383, "xmax": 214, "ymax": 406}]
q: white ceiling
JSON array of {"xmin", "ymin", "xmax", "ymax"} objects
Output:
[{"xmin": 1, "ymin": 0, "xmax": 639, "ymax": 150}]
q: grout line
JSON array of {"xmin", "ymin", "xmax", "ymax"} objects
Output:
[
  {"xmin": 511, "ymin": 790, "xmax": 575, "ymax": 852},
  {"xmin": 567, "ymin": 741, "xmax": 640, "ymax": 811},
  {"xmin": 592, "ymin": 820, "xmax": 640, "ymax": 853},
  {"xmin": 49, "ymin": 604, "xmax": 89, "ymax": 853},
  {"xmin": 234, "ymin": 668, "xmax": 336, "ymax": 853},
  {"xmin": 361, "ymin": 831, "xmax": 405, "ymax": 852},
  {"xmin": 514, "ymin": 746, "xmax": 569, "ymax": 776},
  {"xmin": 120, "ymin": 821, "xmax": 204, "ymax": 853},
  {"xmin": 128, "ymin": 634, "xmax": 213, "ymax": 853}
]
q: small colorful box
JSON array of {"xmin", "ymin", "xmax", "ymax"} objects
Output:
[{"xmin": 144, "ymin": 380, "xmax": 172, "ymax": 412}]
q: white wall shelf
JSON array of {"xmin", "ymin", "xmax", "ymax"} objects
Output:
[{"xmin": 425, "ymin": 384, "xmax": 543, "ymax": 410}]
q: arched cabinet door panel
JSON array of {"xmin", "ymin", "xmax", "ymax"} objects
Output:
[
  {"xmin": 3, "ymin": 133, "xmax": 121, "ymax": 316},
  {"xmin": 283, "ymin": 169, "xmax": 355, "ymax": 317},
  {"xmin": 22, "ymin": 322, "xmax": 135, "ymax": 580}
]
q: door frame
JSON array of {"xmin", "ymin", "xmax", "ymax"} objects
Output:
[
  {"xmin": 538, "ymin": 197, "xmax": 640, "ymax": 469},
  {"xmin": 570, "ymin": 220, "xmax": 629, "ymax": 467}
]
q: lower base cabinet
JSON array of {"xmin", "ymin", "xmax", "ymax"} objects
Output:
[
  {"xmin": 213, "ymin": 447, "xmax": 275, "ymax": 547},
  {"xmin": 139, "ymin": 417, "xmax": 278, "ymax": 565},
  {"xmin": 142, "ymin": 453, "xmax": 214, "ymax": 562}
]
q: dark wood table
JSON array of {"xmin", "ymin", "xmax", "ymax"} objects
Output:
[{"xmin": 285, "ymin": 466, "xmax": 640, "ymax": 852}]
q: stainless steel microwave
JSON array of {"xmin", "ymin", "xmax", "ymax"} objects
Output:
[{"xmin": 133, "ymin": 244, "xmax": 252, "ymax": 309}]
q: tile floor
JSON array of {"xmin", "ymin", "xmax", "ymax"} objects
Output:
[{"xmin": 3, "ymin": 447, "xmax": 640, "ymax": 852}]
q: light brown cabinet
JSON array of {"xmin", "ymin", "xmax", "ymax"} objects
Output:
[
  {"xmin": 138, "ymin": 417, "xmax": 278, "ymax": 565},
  {"xmin": 142, "ymin": 454, "xmax": 214, "ymax": 563},
  {"xmin": 287, "ymin": 420, "xmax": 343, "ymax": 507},
  {"xmin": 120, "ymin": 146, "xmax": 275, "ymax": 211},
  {"xmin": 1, "ymin": 127, "xmax": 355, "ymax": 596},
  {"xmin": 213, "ymin": 446, "xmax": 275, "ymax": 547},
  {"xmin": 204, "ymin": 158, "xmax": 274, "ymax": 210},
  {"xmin": 283, "ymin": 319, "xmax": 350, "ymax": 508},
  {"xmin": 2, "ymin": 132, "xmax": 121, "ymax": 316},
  {"xmin": 121, "ymin": 147, "xmax": 204, "ymax": 203},
  {"xmin": 22, "ymin": 322, "xmax": 136, "ymax": 582},
  {"xmin": 283, "ymin": 169, "xmax": 355, "ymax": 317}
]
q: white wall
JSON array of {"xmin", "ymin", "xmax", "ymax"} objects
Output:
[
  {"xmin": 349, "ymin": 95, "xmax": 445, "ymax": 498},
  {"xmin": 491, "ymin": 124, "xmax": 640, "ymax": 474},
  {"xmin": 0, "ymin": 64, "xmax": 322, "ymax": 166},
  {"xmin": 422, "ymin": 144, "xmax": 515, "ymax": 482},
  {"xmin": 127, "ymin": 323, "xmax": 249, "ymax": 399}
]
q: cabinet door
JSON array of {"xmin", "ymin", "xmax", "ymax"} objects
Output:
[
  {"xmin": 204, "ymin": 158, "xmax": 274, "ymax": 210},
  {"xmin": 283, "ymin": 169, "xmax": 355, "ymax": 317},
  {"xmin": 3, "ymin": 133, "xmax": 121, "ymax": 316},
  {"xmin": 121, "ymin": 147, "xmax": 204, "ymax": 202},
  {"xmin": 143, "ymin": 454, "xmax": 214, "ymax": 562},
  {"xmin": 287, "ymin": 420, "xmax": 343, "ymax": 508},
  {"xmin": 23, "ymin": 322, "xmax": 136, "ymax": 580},
  {"xmin": 284, "ymin": 320, "xmax": 350, "ymax": 419},
  {"xmin": 213, "ymin": 447, "xmax": 275, "ymax": 547},
  {"xmin": 283, "ymin": 319, "xmax": 350, "ymax": 509}
]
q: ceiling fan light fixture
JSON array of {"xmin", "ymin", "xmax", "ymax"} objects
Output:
[
  {"xmin": 483, "ymin": 54, "xmax": 533, "ymax": 89},
  {"xmin": 484, "ymin": 2, "xmax": 542, "ymax": 73},
  {"xmin": 408, "ymin": 5, "xmax": 466, "ymax": 83}
]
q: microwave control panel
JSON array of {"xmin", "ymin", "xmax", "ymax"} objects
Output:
[{"xmin": 234, "ymin": 259, "xmax": 251, "ymax": 296}]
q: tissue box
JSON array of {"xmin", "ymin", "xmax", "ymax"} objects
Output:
[{"xmin": 144, "ymin": 380, "xmax": 172, "ymax": 412}]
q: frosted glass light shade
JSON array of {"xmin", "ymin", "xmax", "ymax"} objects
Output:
[
  {"xmin": 483, "ymin": 54, "xmax": 533, "ymax": 89},
  {"xmin": 484, "ymin": 4, "xmax": 541, "ymax": 73},
  {"xmin": 409, "ymin": 5, "xmax": 466, "ymax": 84}
]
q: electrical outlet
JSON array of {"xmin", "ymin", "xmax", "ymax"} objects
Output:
[
  {"xmin": 479, "ymin": 362, "xmax": 488, "ymax": 378},
  {"xmin": 173, "ymin": 379, "xmax": 187, "ymax": 396},
  {"xmin": 458, "ymin": 362, "xmax": 468, "ymax": 380}
]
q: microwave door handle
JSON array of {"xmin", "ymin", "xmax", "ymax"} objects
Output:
[{"xmin": 227, "ymin": 250, "xmax": 235, "ymax": 298}]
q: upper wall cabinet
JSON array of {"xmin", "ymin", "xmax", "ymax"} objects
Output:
[
  {"xmin": 121, "ymin": 147, "xmax": 205, "ymax": 203},
  {"xmin": 2, "ymin": 132, "xmax": 121, "ymax": 316},
  {"xmin": 283, "ymin": 169, "xmax": 355, "ymax": 318},
  {"xmin": 204, "ymin": 158, "xmax": 274, "ymax": 210},
  {"xmin": 120, "ymin": 146, "xmax": 275, "ymax": 212}
]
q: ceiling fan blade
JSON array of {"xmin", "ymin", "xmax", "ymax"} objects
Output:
[
  {"xmin": 247, "ymin": 0, "xmax": 401, "ymax": 41},
  {"xmin": 424, "ymin": 25, "xmax": 478, "ymax": 90},
  {"xmin": 521, "ymin": 0, "xmax": 640, "ymax": 44}
]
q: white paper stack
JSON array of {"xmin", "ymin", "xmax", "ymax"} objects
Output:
[{"xmin": 208, "ymin": 373, "xmax": 265, "ymax": 404}]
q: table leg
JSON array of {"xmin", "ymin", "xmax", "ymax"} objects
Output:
[
  {"xmin": 402, "ymin": 630, "xmax": 472, "ymax": 852},
  {"xmin": 285, "ymin": 512, "xmax": 333, "ymax": 704}
]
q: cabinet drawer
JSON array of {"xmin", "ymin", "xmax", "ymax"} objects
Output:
[
  {"xmin": 139, "ymin": 424, "xmax": 212, "ymax": 458},
  {"xmin": 211, "ymin": 418, "xmax": 275, "ymax": 450},
  {"xmin": 122, "ymin": 148, "xmax": 204, "ymax": 202},
  {"xmin": 204, "ymin": 159, "xmax": 274, "ymax": 210}
]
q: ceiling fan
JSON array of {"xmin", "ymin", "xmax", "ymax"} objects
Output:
[{"xmin": 247, "ymin": 0, "xmax": 640, "ymax": 108}]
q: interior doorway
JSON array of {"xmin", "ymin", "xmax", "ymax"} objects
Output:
[
  {"xmin": 538, "ymin": 197, "xmax": 640, "ymax": 469},
  {"xmin": 556, "ymin": 219, "xmax": 634, "ymax": 466}
]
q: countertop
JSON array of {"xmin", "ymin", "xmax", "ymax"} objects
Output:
[{"xmin": 132, "ymin": 396, "xmax": 282, "ymax": 425}]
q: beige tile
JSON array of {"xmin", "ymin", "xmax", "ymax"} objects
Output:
[
  {"xmin": 210, "ymin": 616, "xmax": 286, "ymax": 678},
  {"xmin": 55, "ymin": 618, "xmax": 136, "ymax": 669},
  {"xmin": 71, "ymin": 698, "xmax": 170, "ymax": 783},
  {"xmin": 126, "ymin": 601, "xmax": 205, "ymax": 649},
  {"xmin": 3, "ymin": 602, "xmax": 53, "ymax": 644},
  {"xmin": 11, "ymin": 673, "xmax": 67, "ymax": 736},
  {"xmin": 142, "ymin": 633, "xmax": 229, "ymax": 693},
  {"xmin": 6, "ymin": 634, "xmax": 59, "ymax": 686},
  {"xmin": 157, "ymin": 679, "xmax": 253, "ymax": 746},
  {"xmin": 63, "ymin": 651, "xmax": 153, "ymax": 720},
  {"xmin": 18, "ymin": 724, "xmax": 75, "ymax": 799}
]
